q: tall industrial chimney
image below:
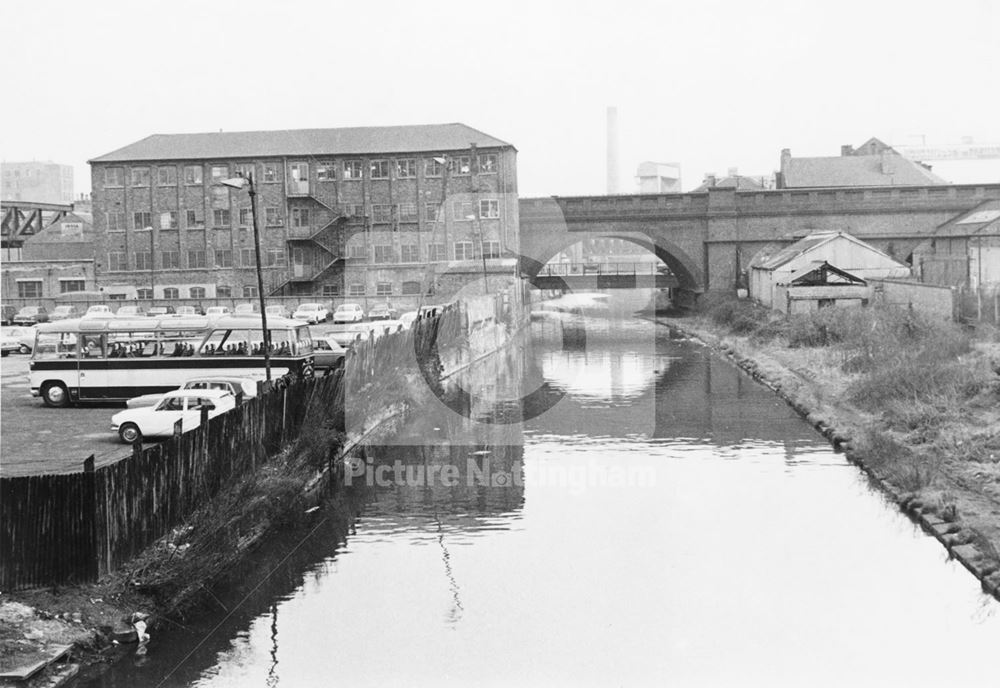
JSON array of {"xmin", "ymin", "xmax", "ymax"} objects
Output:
[{"xmin": 606, "ymin": 106, "xmax": 620, "ymax": 194}]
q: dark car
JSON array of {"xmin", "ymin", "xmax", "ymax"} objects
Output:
[
  {"xmin": 368, "ymin": 303, "xmax": 398, "ymax": 320},
  {"xmin": 12, "ymin": 306, "xmax": 49, "ymax": 326}
]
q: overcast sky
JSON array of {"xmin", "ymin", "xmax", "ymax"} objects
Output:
[{"xmin": 3, "ymin": 0, "xmax": 998, "ymax": 196}]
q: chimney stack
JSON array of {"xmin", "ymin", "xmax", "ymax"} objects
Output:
[
  {"xmin": 841, "ymin": 144, "xmax": 854, "ymax": 156},
  {"xmin": 606, "ymin": 106, "xmax": 620, "ymax": 194}
]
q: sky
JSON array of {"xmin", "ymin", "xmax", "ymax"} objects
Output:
[{"xmin": 2, "ymin": 0, "xmax": 999, "ymax": 197}]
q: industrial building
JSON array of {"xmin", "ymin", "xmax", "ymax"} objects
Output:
[{"xmin": 87, "ymin": 124, "xmax": 518, "ymax": 304}]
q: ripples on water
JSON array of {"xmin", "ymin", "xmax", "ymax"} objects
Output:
[{"xmin": 86, "ymin": 311, "xmax": 999, "ymax": 688}]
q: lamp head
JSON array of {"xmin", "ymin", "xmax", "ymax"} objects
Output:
[{"xmin": 219, "ymin": 176, "xmax": 249, "ymax": 190}]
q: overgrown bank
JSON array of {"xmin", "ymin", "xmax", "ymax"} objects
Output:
[{"xmin": 663, "ymin": 295, "xmax": 1000, "ymax": 597}]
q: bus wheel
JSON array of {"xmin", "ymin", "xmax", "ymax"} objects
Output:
[
  {"xmin": 41, "ymin": 382, "xmax": 69, "ymax": 408},
  {"xmin": 119, "ymin": 423, "xmax": 142, "ymax": 444}
]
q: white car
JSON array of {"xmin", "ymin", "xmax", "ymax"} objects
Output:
[
  {"xmin": 234, "ymin": 303, "xmax": 257, "ymax": 315},
  {"xmin": 332, "ymin": 303, "xmax": 364, "ymax": 323},
  {"xmin": 293, "ymin": 302, "xmax": 330, "ymax": 324},
  {"xmin": 125, "ymin": 376, "xmax": 262, "ymax": 409},
  {"xmin": 205, "ymin": 306, "xmax": 232, "ymax": 318},
  {"xmin": 112, "ymin": 388, "xmax": 237, "ymax": 443},
  {"xmin": 83, "ymin": 305, "xmax": 113, "ymax": 318},
  {"xmin": 1, "ymin": 325, "xmax": 36, "ymax": 354}
]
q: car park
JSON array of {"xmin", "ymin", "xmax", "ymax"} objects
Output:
[
  {"xmin": 312, "ymin": 336, "xmax": 346, "ymax": 370},
  {"xmin": 368, "ymin": 303, "xmax": 398, "ymax": 320},
  {"xmin": 293, "ymin": 302, "xmax": 330, "ymax": 324},
  {"xmin": 125, "ymin": 375, "xmax": 262, "ymax": 408},
  {"xmin": 112, "ymin": 388, "xmax": 236, "ymax": 443},
  {"xmin": 83, "ymin": 305, "xmax": 113, "ymax": 318},
  {"xmin": 332, "ymin": 303, "xmax": 364, "ymax": 323},
  {"xmin": 115, "ymin": 305, "xmax": 146, "ymax": 317},
  {"xmin": 12, "ymin": 306, "xmax": 48, "ymax": 326}
]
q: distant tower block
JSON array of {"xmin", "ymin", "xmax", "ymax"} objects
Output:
[
  {"xmin": 606, "ymin": 106, "xmax": 620, "ymax": 194},
  {"xmin": 636, "ymin": 161, "xmax": 682, "ymax": 193}
]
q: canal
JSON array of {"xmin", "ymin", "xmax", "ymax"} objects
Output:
[{"xmin": 84, "ymin": 313, "xmax": 999, "ymax": 687}]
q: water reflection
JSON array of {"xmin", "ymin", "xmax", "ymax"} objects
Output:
[{"xmin": 82, "ymin": 310, "xmax": 1000, "ymax": 688}]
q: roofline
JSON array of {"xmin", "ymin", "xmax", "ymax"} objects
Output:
[{"xmin": 87, "ymin": 123, "xmax": 516, "ymax": 164}]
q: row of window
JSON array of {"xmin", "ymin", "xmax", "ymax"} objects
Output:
[
  {"xmin": 318, "ymin": 281, "xmax": 424, "ymax": 297},
  {"xmin": 108, "ymin": 199, "xmax": 501, "ymax": 232},
  {"xmin": 102, "ymin": 154, "xmax": 500, "ymax": 188},
  {"xmin": 106, "ymin": 248, "xmax": 288, "ymax": 272},
  {"xmin": 109, "ymin": 207, "xmax": 285, "ymax": 231},
  {"xmin": 359, "ymin": 241, "xmax": 503, "ymax": 262},
  {"xmin": 14, "ymin": 280, "xmax": 87, "ymax": 298},
  {"xmin": 104, "ymin": 238, "xmax": 505, "ymax": 273}
]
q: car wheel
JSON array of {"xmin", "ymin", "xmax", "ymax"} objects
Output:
[
  {"xmin": 119, "ymin": 422, "xmax": 142, "ymax": 444},
  {"xmin": 18, "ymin": 344, "xmax": 30, "ymax": 354},
  {"xmin": 1, "ymin": 350, "xmax": 7, "ymax": 357},
  {"xmin": 41, "ymin": 382, "xmax": 69, "ymax": 408}
]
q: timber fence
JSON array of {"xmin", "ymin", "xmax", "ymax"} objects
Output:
[{"xmin": 0, "ymin": 304, "xmax": 473, "ymax": 590}]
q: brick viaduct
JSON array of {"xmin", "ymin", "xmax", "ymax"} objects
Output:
[{"xmin": 518, "ymin": 183, "xmax": 1000, "ymax": 294}]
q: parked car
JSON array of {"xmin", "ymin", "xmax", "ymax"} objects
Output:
[
  {"xmin": 234, "ymin": 303, "xmax": 258, "ymax": 315},
  {"xmin": 265, "ymin": 304, "xmax": 291, "ymax": 319},
  {"xmin": 175, "ymin": 305, "xmax": 204, "ymax": 316},
  {"xmin": 83, "ymin": 305, "xmax": 113, "ymax": 318},
  {"xmin": 1, "ymin": 327, "xmax": 21, "ymax": 356},
  {"xmin": 2, "ymin": 326, "xmax": 37, "ymax": 354},
  {"xmin": 312, "ymin": 336, "xmax": 346, "ymax": 370},
  {"xmin": 112, "ymin": 388, "xmax": 237, "ymax": 443},
  {"xmin": 205, "ymin": 306, "xmax": 232, "ymax": 318},
  {"xmin": 148, "ymin": 306, "xmax": 177, "ymax": 317},
  {"xmin": 293, "ymin": 302, "xmax": 330, "ymax": 324},
  {"xmin": 368, "ymin": 302, "xmax": 398, "ymax": 320},
  {"xmin": 12, "ymin": 306, "xmax": 48, "ymax": 326},
  {"xmin": 2, "ymin": 305, "xmax": 20, "ymax": 325},
  {"xmin": 125, "ymin": 376, "xmax": 262, "ymax": 409},
  {"xmin": 48, "ymin": 305, "xmax": 80, "ymax": 321},
  {"xmin": 332, "ymin": 303, "xmax": 364, "ymax": 323},
  {"xmin": 115, "ymin": 305, "xmax": 146, "ymax": 317}
]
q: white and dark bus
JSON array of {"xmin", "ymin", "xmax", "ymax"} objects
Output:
[{"xmin": 29, "ymin": 315, "xmax": 314, "ymax": 407}]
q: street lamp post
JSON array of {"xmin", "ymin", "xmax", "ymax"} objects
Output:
[{"xmin": 220, "ymin": 172, "xmax": 271, "ymax": 381}]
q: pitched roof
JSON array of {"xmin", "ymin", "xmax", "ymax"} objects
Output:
[
  {"xmin": 752, "ymin": 230, "xmax": 904, "ymax": 271},
  {"xmin": 934, "ymin": 199, "xmax": 1000, "ymax": 237},
  {"xmin": 788, "ymin": 261, "xmax": 867, "ymax": 286},
  {"xmin": 782, "ymin": 153, "xmax": 946, "ymax": 187},
  {"xmin": 692, "ymin": 175, "xmax": 766, "ymax": 192},
  {"xmin": 90, "ymin": 123, "xmax": 514, "ymax": 163}
]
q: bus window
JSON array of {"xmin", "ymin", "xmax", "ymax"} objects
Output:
[
  {"xmin": 34, "ymin": 332, "xmax": 78, "ymax": 360},
  {"xmin": 80, "ymin": 334, "xmax": 105, "ymax": 358}
]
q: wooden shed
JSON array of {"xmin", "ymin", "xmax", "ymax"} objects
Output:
[{"xmin": 750, "ymin": 231, "xmax": 909, "ymax": 310}]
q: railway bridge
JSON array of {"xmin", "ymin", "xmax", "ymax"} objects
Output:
[{"xmin": 518, "ymin": 183, "xmax": 1000, "ymax": 295}]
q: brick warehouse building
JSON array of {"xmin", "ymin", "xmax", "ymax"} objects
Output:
[{"xmin": 88, "ymin": 124, "xmax": 518, "ymax": 303}]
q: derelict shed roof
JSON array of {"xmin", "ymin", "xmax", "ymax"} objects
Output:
[
  {"xmin": 787, "ymin": 261, "xmax": 867, "ymax": 286},
  {"xmin": 89, "ymin": 123, "xmax": 515, "ymax": 163},
  {"xmin": 752, "ymin": 232, "xmax": 841, "ymax": 271}
]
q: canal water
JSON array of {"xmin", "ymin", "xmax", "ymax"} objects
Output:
[{"xmin": 85, "ymin": 313, "xmax": 999, "ymax": 688}]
